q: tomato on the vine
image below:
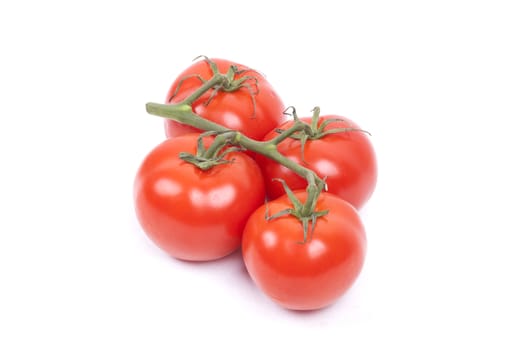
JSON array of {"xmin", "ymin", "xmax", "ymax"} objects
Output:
[
  {"xmin": 255, "ymin": 115, "xmax": 377, "ymax": 209},
  {"xmin": 164, "ymin": 58, "xmax": 285, "ymax": 141},
  {"xmin": 134, "ymin": 134, "xmax": 265, "ymax": 261},
  {"xmin": 242, "ymin": 191, "xmax": 367, "ymax": 310}
]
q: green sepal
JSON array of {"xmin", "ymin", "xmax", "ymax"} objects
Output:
[
  {"xmin": 269, "ymin": 178, "xmax": 330, "ymax": 243},
  {"xmin": 178, "ymin": 130, "xmax": 241, "ymax": 171},
  {"xmin": 266, "ymin": 208, "xmax": 293, "ymax": 221},
  {"xmin": 272, "ymin": 179, "xmax": 302, "ymax": 212},
  {"xmin": 317, "ymin": 118, "xmax": 346, "ymax": 131}
]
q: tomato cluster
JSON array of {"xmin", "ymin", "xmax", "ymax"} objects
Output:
[{"xmin": 134, "ymin": 58, "xmax": 377, "ymax": 311}]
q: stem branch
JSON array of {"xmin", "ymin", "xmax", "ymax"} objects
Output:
[{"xmin": 183, "ymin": 74, "xmax": 227, "ymax": 105}]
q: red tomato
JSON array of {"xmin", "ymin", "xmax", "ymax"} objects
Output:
[
  {"xmin": 242, "ymin": 192, "xmax": 366, "ymax": 310},
  {"xmin": 255, "ymin": 116, "xmax": 377, "ymax": 209},
  {"xmin": 164, "ymin": 58, "xmax": 285, "ymax": 141},
  {"xmin": 134, "ymin": 134, "xmax": 265, "ymax": 261}
]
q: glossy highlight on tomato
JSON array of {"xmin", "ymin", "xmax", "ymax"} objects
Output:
[
  {"xmin": 164, "ymin": 58, "xmax": 286, "ymax": 141},
  {"xmin": 134, "ymin": 134, "xmax": 265, "ymax": 261},
  {"xmin": 256, "ymin": 116, "xmax": 377, "ymax": 209},
  {"xmin": 242, "ymin": 192, "xmax": 367, "ymax": 310}
]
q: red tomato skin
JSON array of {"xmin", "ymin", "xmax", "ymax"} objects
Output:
[
  {"xmin": 242, "ymin": 192, "xmax": 366, "ymax": 310},
  {"xmin": 255, "ymin": 116, "xmax": 377, "ymax": 210},
  {"xmin": 164, "ymin": 58, "xmax": 285, "ymax": 141},
  {"xmin": 134, "ymin": 134, "xmax": 265, "ymax": 261}
]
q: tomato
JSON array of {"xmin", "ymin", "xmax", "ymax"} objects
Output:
[
  {"xmin": 134, "ymin": 134, "xmax": 265, "ymax": 261},
  {"xmin": 164, "ymin": 58, "xmax": 285, "ymax": 141},
  {"xmin": 242, "ymin": 191, "xmax": 366, "ymax": 310},
  {"xmin": 255, "ymin": 116, "xmax": 377, "ymax": 210}
]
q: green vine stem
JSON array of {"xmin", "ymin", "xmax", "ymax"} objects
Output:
[
  {"xmin": 146, "ymin": 101, "xmax": 325, "ymax": 219},
  {"xmin": 145, "ymin": 59, "xmax": 328, "ymax": 234}
]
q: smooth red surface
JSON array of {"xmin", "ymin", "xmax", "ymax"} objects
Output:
[
  {"xmin": 134, "ymin": 134, "xmax": 265, "ymax": 261},
  {"xmin": 164, "ymin": 58, "xmax": 285, "ymax": 141},
  {"xmin": 242, "ymin": 192, "xmax": 367, "ymax": 310},
  {"xmin": 256, "ymin": 116, "xmax": 377, "ymax": 209}
]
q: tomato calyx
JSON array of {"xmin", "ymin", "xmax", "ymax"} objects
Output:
[
  {"xmin": 168, "ymin": 56, "xmax": 259, "ymax": 116},
  {"xmin": 277, "ymin": 107, "xmax": 370, "ymax": 163},
  {"xmin": 266, "ymin": 179, "xmax": 329, "ymax": 243},
  {"xmin": 283, "ymin": 106, "xmax": 370, "ymax": 139},
  {"xmin": 179, "ymin": 131, "xmax": 244, "ymax": 171}
]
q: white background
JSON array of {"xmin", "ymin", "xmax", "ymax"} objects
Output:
[{"xmin": 1, "ymin": 0, "xmax": 524, "ymax": 348}]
